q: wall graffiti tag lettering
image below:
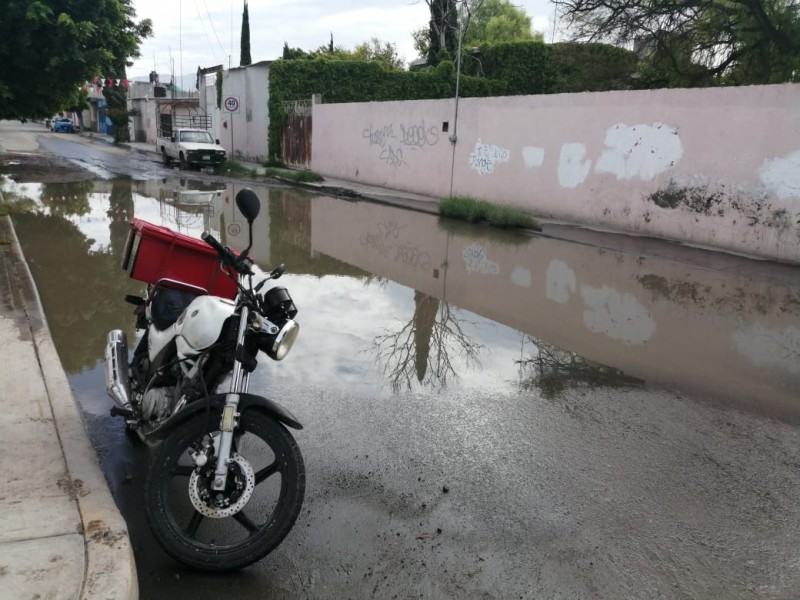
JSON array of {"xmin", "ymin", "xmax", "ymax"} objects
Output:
[
  {"xmin": 380, "ymin": 146, "xmax": 406, "ymax": 168},
  {"xmin": 468, "ymin": 140, "xmax": 511, "ymax": 175},
  {"xmin": 399, "ymin": 121, "xmax": 439, "ymax": 148},
  {"xmin": 362, "ymin": 120, "xmax": 440, "ymax": 168},
  {"xmin": 463, "ymin": 243, "xmax": 500, "ymax": 275},
  {"xmin": 363, "ymin": 124, "xmax": 394, "ymax": 148},
  {"xmin": 360, "ymin": 221, "xmax": 431, "ymax": 270}
]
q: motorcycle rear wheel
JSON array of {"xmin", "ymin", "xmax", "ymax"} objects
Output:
[{"xmin": 145, "ymin": 410, "xmax": 305, "ymax": 571}]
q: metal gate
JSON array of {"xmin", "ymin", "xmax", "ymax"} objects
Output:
[{"xmin": 281, "ymin": 100, "xmax": 312, "ymax": 168}]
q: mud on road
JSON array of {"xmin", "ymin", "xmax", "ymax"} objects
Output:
[{"xmin": 0, "ymin": 152, "xmax": 92, "ymax": 183}]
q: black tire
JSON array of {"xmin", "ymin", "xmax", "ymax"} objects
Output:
[
  {"xmin": 145, "ymin": 410, "xmax": 305, "ymax": 571},
  {"xmin": 179, "ymin": 152, "xmax": 188, "ymax": 170},
  {"xmin": 162, "ymin": 148, "xmax": 171, "ymax": 166}
]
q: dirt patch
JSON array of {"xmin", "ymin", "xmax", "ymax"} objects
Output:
[{"xmin": 0, "ymin": 152, "xmax": 92, "ymax": 183}]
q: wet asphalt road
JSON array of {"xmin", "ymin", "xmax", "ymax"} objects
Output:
[{"xmin": 5, "ymin": 126, "xmax": 800, "ymax": 599}]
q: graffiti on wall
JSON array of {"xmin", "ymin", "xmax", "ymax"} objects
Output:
[
  {"xmin": 362, "ymin": 120, "xmax": 440, "ymax": 168},
  {"xmin": 462, "ymin": 243, "xmax": 500, "ymax": 274},
  {"xmin": 360, "ymin": 220, "xmax": 432, "ymax": 270},
  {"xmin": 468, "ymin": 140, "xmax": 511, "ymax": 175}
]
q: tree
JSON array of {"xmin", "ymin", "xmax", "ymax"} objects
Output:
[
  {"xmin": 413, "ymin": 0, "xmax": 541, "ymax": 62},
  {"xmin": 0, "ymin": 0, "xmax": 152, "ymax": 119},
  {"xmin": 428, "ymin": 0, "xmax": 460, "ymax": 64},
  {"xmin": 463, "ymin": 0, "xmax": 539, "ymax": 46},
  {"xmin": 240, "ymin": 0, "xmax": 252, "ymax": 66},
  {"xmin": 282, "ymin": 42, "xmax": 309, "ymax": 60},
  {"xmin": 103, "ymin": 84, "xmax": 136, "ymax": 143},
  {"xmin": 66, "ymin": 88, "xmax": 91, "ymax": 131},
  {"xmin": 280, "ymin": 37, "xmax": 404, "ymax": 69},
  {"xmin": 352, "ymin": 37, "xmax": 405, "ymax": 69},
  {"xmin": 557, "ymin": 0, "xmax": 800, "ymax": 85}
]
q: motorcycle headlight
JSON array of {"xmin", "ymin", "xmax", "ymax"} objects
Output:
[{"xmin": 253, "ymin": 318, "xmax": 300, "ymax": 361}]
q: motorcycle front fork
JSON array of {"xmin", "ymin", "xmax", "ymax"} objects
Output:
[{"xmin": 210, "ymin": 306, "xmax": 250, "ymax": 492}]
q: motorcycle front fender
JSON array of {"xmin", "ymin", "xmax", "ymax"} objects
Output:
[{"xmin": 146, "ymin": 392, "xmax": 303, "ymax": 442}]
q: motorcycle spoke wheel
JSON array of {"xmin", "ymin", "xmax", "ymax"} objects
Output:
[{"xmin": 145, "ymin": 411, "xmax": 305, "ymax": 571}]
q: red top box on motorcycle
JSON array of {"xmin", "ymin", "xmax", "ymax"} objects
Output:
[{"xmin": 121, "ymin": 219, "xmax": 238, "ymax": 300}]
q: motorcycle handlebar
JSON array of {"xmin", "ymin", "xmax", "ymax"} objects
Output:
[{"xmin": 201, "ymin": 231, "xmax": 253, "ymax": 276}]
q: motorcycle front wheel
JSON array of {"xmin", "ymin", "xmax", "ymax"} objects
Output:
[{"xmin": 145, "ymin": 410, "xmax": 305, "ymax": 571}]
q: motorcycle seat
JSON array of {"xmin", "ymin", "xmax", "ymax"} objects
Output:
[{"xmin": 150, "ymin": 285, "xmax": 201, "ymax": 331}]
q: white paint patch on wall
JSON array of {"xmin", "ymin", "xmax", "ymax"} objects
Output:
[
  {"xmin": 558, "ymin": 143, "xmax": 592, "ymax": 188},
  {"xmin": 580, "ymin": 284, "xmax": 656, "ymax": 345},
  {"xmin": 595, "ymin": 123, "xmax": 683, "ymax": 181},
  {"xmin": 468, "ymin": 139, "xmax": 511, "ymax": 175},
  {"xmin": 463, "ymin": 243, "xmax": 500, "ymax": 275},
  {"xmin": 760, "ymin": 150, "xmax": 800, "ymax": 200},
  {"xmin": 511, "ymin": 266, "xmax": 532, "ymax": 288},
  {"xmin": 731, "ymin": 324, "xmax": 800, "ymax": 373},
  {"xmin": 522, "ymin": 146, "xmax": 545, "ymax": 169},
  {"xmin": 545, "ymin": 259, "xmax": 576, "ymax": 304}
]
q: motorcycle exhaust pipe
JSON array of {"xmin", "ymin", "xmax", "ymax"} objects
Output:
[{"xmin": 105, "ymin": 330, "xmax": 132, "ymax": 410}]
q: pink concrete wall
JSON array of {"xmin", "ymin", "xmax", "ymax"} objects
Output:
[{"xmin": 311, "ymin": 84, "xmax": 800, "ymax": 263}]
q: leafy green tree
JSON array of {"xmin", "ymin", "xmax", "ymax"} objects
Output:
[
  {"xmin": 240, "ymin": 0, "xmax": 252, "ymax": 66},
  {"xmin": 103, "ymin": 84, "xmax": 136, "ymax": 143},
  {"xmin": 66, "ymin": 88, "xmax": 91, "ymax": 131},
  {"xmin": 280, "ymin": 37, "xmax": 404, "ymax": 69},
  {"xmin": 414, "ymin": 0, "xmax": 540, "ymax": 62},
  {"xmin": 282, "ymin": 43, "xmax": 309, "ymax": 59},
  {"xmin": 0, "ymin": 0, "xmax": 152, "ymax": 119},
  {"xmin": 463, "ymin": 0, "xmax": 539, "ymax": 46},
  {"xmin": 351, "ymin": 38, "xmax": 405, "ymax": 69},
  {"xmin": 557, "ymin": 0, "xmax": 800, "ymax": 85}
]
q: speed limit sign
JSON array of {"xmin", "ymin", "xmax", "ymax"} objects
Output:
[{"xmin": 224, "ymin": 96, "xmax": 240, "ymax": 113}]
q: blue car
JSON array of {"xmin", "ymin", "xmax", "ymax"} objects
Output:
[{"xmin": 52, "ymin": 117, "xmax": 74, "ymax": 133}]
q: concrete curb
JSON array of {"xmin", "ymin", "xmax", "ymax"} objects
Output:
[{"xmin": 5, "ymin": 218, "xmax": 138, "ymax": 600}]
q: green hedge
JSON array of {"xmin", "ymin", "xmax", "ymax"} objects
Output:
[
  {"xmin": 267, "ymin": 42, "xmax": 640, "ymax": 161},
  {"xmin": 462, "ymin": 41, "xmax": 555, "ymax": 95},
  {"xmin": 268, "ymin": 58, "xmax": 501, "ymax": 161}
]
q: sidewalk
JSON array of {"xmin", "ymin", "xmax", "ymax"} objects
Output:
[{"xmin": 0, "ymin": 214, "xmax": 137, "ymax": 599}]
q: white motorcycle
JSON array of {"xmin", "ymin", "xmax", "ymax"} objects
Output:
[{"xmin": 105, "ymin": 188, "xmax": 304, "ymax": 571}]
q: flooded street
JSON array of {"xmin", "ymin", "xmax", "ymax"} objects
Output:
[{"xmin": 4, "ymin": 173, "xmax": 800, "ymax": 599}]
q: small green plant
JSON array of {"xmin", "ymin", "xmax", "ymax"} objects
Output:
[
  {"xmin": 265, "ymin": 167, "xmax": 324, "ymax": 183},
  {"xmin": 214, "ymin": 159, "xmax": 256, "ymax": 177},
  {"xmin": 439, "ymin": 196, "xmax": 540, "ymax": 230}
]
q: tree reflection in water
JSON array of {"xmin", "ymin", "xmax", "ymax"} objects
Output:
[
  {"xmin": 372, "ymin": 290, "xmax": 485, "ymax": 392},
  {"xmin": 12, "ymin": 180, "xmax": 140, "ymax": 374},
  {"xmin": 516, "ymin": 336, "xmax": 644, "ymax": 399}
]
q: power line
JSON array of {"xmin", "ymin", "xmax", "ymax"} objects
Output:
[
  {"xmin": 201, "ymin": 0, "xmax": 229, "ymax": 58},
  {"xmin": 194, "ymin": 0, "xmax": 223, "ymax": 64}
]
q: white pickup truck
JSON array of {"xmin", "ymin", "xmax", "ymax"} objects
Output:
[{"xmin": 157, "ymin": 128, "xmax": 227, "ymax": 170}]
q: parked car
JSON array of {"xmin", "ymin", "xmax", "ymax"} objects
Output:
[{"xmin": 52, "ymin": 117, "xmax": 75, "ymax": 133}]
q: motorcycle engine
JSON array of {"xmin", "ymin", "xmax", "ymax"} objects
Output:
[{"xmin": 141, "ymin": 386, "xmax": 176, "ymax": 422}]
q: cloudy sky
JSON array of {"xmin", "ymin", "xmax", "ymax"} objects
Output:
[{"xmin": 128, "ymin": 0, "xmax": 558, "ymax": 81}]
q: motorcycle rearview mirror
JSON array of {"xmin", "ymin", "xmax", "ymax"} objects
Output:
[
  {"xmin": 254, "ymin": 263, "xmax": 286, "ymax": 292},
  {"xmin": 235, "ymin": 188, "xmax": 261, "ymax": 258},
  {"xmin": 235, "ymin": 188, "xmax": 261, "ymax": 224},
  {"xmin": 270, "ymin": 264, "xmax": 286, "ymax": 279}
]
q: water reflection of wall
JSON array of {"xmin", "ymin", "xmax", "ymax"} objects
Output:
[{"xmin": 310, "ymin": 196, "xmax": 800, "ymax": 419}]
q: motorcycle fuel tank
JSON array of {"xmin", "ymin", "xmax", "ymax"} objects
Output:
[{"xmin": 174, "ymin": 295, "xmax": 236, "ymax": 356}]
